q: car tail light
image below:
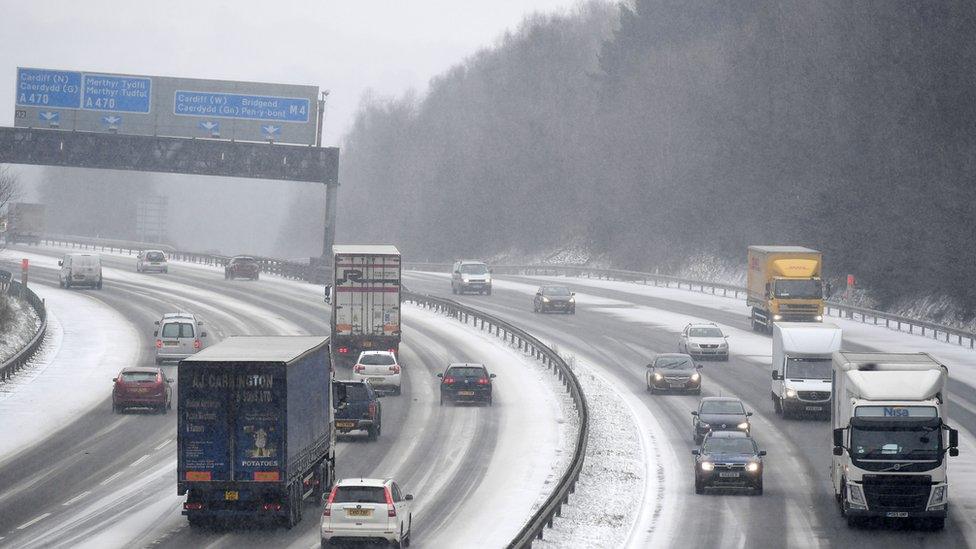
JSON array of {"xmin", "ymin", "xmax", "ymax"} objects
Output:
[
  {"xmin": 323, "ymin": 486, "xmax": 337, "ymax": 517},
  {"xmin": 354, "ymin": 364, "xmax": 365, "ymax": 373},
  {"xmin": 368, "ymin": 402, "xmax": 377, "ymax": 419},
  {"xmin": 387, "ymin": 348, "xmax": 397, "ymax": 354},
  {"xmin": 385, "ymin": 487, "xmax": 396, "ymax": 517},
  {"xmin": 390, "ymin": 365, "xmax": 400, "ymax": 374},
  {"xmin": 183, "ymin": 502, "xmax": 203, "ymax": 510},
  {"xmin": 338, "ymin": 347, "xmax": 349, "ymax": 354},
  {"xmin": 443, "ymin": 376, "xmax": 455, "ymax": 384},
  {"xmin": 477, "ymin": 377, "xmax": 490, "ymax": 385},
  {"xmin": 193, "ymin": 339, "xmax": 202, "ymax": 349},
  {"xmin": 262, "ymin": 503, "xmax": 282, "ymax": 512},
  {"xmin": 155, "ymin": 339, "xmax": 163, "ymax": 349}
]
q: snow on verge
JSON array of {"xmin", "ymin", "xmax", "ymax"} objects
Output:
[{"xmin": 0, "ymin": 293, "xmax": 41, "ymax": 362}]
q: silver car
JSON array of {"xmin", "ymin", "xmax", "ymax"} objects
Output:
[
  {"xmin": 136, "ymin": 250, "xmax": 169, "ymax": 273},
  {"xmin": 451, "ymin": 260, "xmax": 492, "ymax": 295},
  {"xmin": 154, "ymin": 313, "xmax": 207, "ymax": 364},
  {"xmin": 679, "ymin": 323, "xmax": 729, "ymax": 361}
]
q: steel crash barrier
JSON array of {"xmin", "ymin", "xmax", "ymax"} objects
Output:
[
  {"xmin": 0, "ymin": 280, "xmax": 48, "ymax": 381},
  {"xmin": 402, "ymin": 291, "xmax": 589, "ymax": 547}
]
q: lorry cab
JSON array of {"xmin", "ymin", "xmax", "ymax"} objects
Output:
[
  {"xmin": 154, "ymin": 313, "xmax": 206, "ymax": 364},
  {"xmin": 747, "ymin": 246, "xmax": 827, "ymax": 332},
  {"xmin": 771, "ymin": 322, "xmax": 841, "ymax": 418},
  {"xmin": 59, "ymin": 253, "xmax": 103, "ymax": 289}
]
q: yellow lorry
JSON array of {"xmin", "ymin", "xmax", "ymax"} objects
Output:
[{"xmin": 747, "ymin": 246, "xmax": 826, "ymax": 333}]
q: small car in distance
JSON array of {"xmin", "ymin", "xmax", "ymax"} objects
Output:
[
  {"xmin": 333, "ymin": 380, "xmax": 382, "ymax": 440},
  {"xmin": 692, "ymin": 397, "xmax": 752, "ymax": 444},
  {"xmin": 451, "ymin": 260, "xmax": 492, "ymax": 295},
  {"xmin": 353, "ymin": 351, "xmax": 402, "ymax": 395},
  {"xmin": 154, "ymin": 313, "xmax": 207, "ymax": 364},
  {"xmin": 321, "ymin": 478, "xmax": 413, "ymax": 548},
  {"xmin": 225, "ymin": 255, "xmax": 260, "ymax": 280},
  {"xmin": 692, "ymin": 431, "xmax": 765, "ymax": 495},
  {"xmin": 112, "ymin": 366, "xmax": 173, "ymax": 414},
  {"xmin": 646, "ymin": 353, "xmax": 702, "ymax": 394},
  {"xmin": 679, "ymin": 323, "xmax": 729, "ymax": 361},
  {"xmin": 533, "ymin": 285, "xmax": 575, "ymax": 314},
  {"xmin": 136, "ymin": 250, "xmax": 169, "ymax": 273},
  {"xmin": 438, "ymin": 363, "xmax": 496, "ymax": 406},
  {"xmin": 59, "ymin": 253, "xmax": 103, "ymax": 289}
]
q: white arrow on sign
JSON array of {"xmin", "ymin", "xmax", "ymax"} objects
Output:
[
  {"xmin": 102, "ymin": 116, "xmax": 122, "ymax": 125},
  {"xmin": 39, "ymin": 111, "xmax": 59, "ymax": 121},
  {"xmin": 261, "ymin": 125, "xmax": 281, "ymax": 135},
  {"xmin": 200, "ymin": 121, "xmax": 219, "ymax": 131}
]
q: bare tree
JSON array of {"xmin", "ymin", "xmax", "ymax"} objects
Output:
[{"xmin": 0, "ymin": 165, "xmax": 22, "ymax": 251}]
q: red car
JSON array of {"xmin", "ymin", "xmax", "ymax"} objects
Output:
[
  {"xmin": 224, "ymin": 256, "xmax": 260, "ymax": 280},
  {"xmin": 112, "ymin": 367, "xmax": 172, "ymax": 414}
]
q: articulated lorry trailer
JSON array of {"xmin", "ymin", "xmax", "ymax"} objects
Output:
[
  {"xmin": 2, "ymin": 202, "xmax": 45, "ymax": 245},
  {"xmin": 747, "ymin": 246, "xmax": 826, "ymax": 333},
  {"xmin": 831, "ymin": 352, "xmax": 959, "ymax": 529},
  {"xmin": 330, "ymin": 245, "xmax": 401, "ymax": 366},
  {"xmin": 177, "ymin": 336, "xmax": 335, "ymax": 528}
]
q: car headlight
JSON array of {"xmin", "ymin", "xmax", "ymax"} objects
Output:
[
  {"xmin": 653, "ymin": 373, "xmax": 663, "ymax": 381},
  {"xmin": 689, "ymin": 342, "xmax": 700, "ymax": 348},
  {"xmin": 700, "ymin": 461, "xmax": 714, "ymax": 471},
  {"xmin": 699, "ymin": 422, "xmax": 710, "ymax": 430},
  {"xmin": 569, "ymin": 297, "xmax": 575, "ymax": 303},
  {"xmin": 746, "ymin": 462, "xmax": 760, "ymax": 473},
  {"xmin": 737, "ymin": 422, "xmax": 749, "ymax": 430},
  {"xmin": 848, "ymin": 484, "xmax": 866, "ymax": 506},
  {"xmin": 719, "ymin": 342, "xmax": 728, "ymax": 348},
  {"xmin": 815, "ymin": 315, "xmax": 823, "ymax": 321},
  {"xmin": 690, "ymin": 373, "xmax": 700, "ymax": 382},
  {"xmin": 785, "ymin": 388, "xmax": 797, "ymax": 398},
  {"xmin": 773, "ymin": 314, "xmax": 783, "ymax": 321},
  {"xmin": 542, "ymin": 297, "xmax": 550, "ymax": 303},
  {"xmin": 462, "ymin": 277, "xmax": 470, "ymax": 282},
  {"xmin": 928, "ymin": 485, "xmax": 948, "ymax": 508}
]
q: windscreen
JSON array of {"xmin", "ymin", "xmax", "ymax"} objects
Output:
[
  {"xmin": 360, "ymin": 354, "xmax": 395, "ymax": 366},
  {"xmin": 688, "ymin": 327, "xmax": 723, "ymax": 337},
  {"xmin": 701, "ymin": 400, "xmax": 745, "ymax": 415},
  {"xmin": 121, "ymin": 371, "xmax": 157, "ymax": 382},
  {"xmin": 785, "ymin": 357, "xmax": 831, "ymax": 379},
  {"xmin": 341, "ymin": 383, "xmax": 369, "ymax": 401},
  {"xmin": 703, "ymin": 438, "xmax": 756, "ymax": 455},
  {"xmin": 655, "ymin": 357, "xmax": 695, "ymax": 370},
  {"xmin": 162, "ymin": 322, "xmax": 194, "ymax": 338},
  {"xmin": 147, "ymin": 251, "xmax": 165, "ymax": 261},
  {"xmin": 851, "ymin": 418, "xmax": 941, "ymax": 461},
  {"xmin": 459, "ymin": 264, "xmax": 489, "ymax": 274},
  {"xmin": 774, "ymin": 279, "xmax": 822, "ymax": 299},
  {"xmin": 333, "ymin": 486, "xmax": 386, "ymax": 503},
  {"xmin": 75, "ymin": 255, "xmax": 97, "ymax": 267},
  {"xmin": 543, "ymin": 286, "xmax": 571, "ymax": 296},
  {"xmin": 447, "ymin": 366, "xmax": 486, "ymax": 378}
]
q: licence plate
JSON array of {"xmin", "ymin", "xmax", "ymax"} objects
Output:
[
  {"xmin": 458, "ymin": 391, "xmax": 475, "ymax": 396},
  {"xmin": 336, "ymin": 421, "xmax": 355, "ymax": 429},
  {"xmin": 885, "ymin": 511, "xmax": 909, "ymax": 518},
  {"xmin": 805, "ymin": 406, "xmax": 823, "ymax": 411},
  {"xmin": 369, "ymin": 377, "xmax": 385, "ymax": 384},
  {"xmin": 719, "ymin": 472, "xmax": 740, "ymax": 478},
  {"xmin": 346, "ymin": 508, "xmax": 372, "ymax": 517},
  {"xmin": 164, "ymin": 341, "xmax": 179, "ymax": 347},
  {"xmin": 133, "ymin": 388, "xmax": 149, "ymax": 393},
  {"xmin": 224, "ymin": 490, "xmax": 239, "ymax": 501},
  {"xmin": 362, "ymin": 341, "xmax": 373, "ymax": 348},
  {"xmin": 669, "ymin": 383, "xmax": 683, "ymax": 389}
]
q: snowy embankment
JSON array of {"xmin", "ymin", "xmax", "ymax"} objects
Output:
[
  {"xmin": 0, "ymin": 293, "xmax": 41, "ymax": 362},
  {"xmin": 0, "ymin": 284, "xmax": 140, "ymax": 465}
]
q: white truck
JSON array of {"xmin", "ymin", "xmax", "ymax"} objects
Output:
[
  {"xmin": 831, "ymin": 352, "xmax": 959, "ymax": 529},
  {"xmin": 328, "ymin": 245, "xmax": 401, "ymax": 367},
  {"xmin": 770, "ymin": 322, "xmax": 841, "ymax": 418}
]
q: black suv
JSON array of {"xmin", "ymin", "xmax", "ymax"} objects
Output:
[
  {"xmin": 692, "ymin": 431, "xmax": 766, "ymax": 495},
  {"xmin": 692, "ymin": 397, "xmax": 752, "ymax": 444},
  {"xmin": 533, "ymin": 285, "xmax": 576, "ymax": 314},
  {"xmin": 438, "ymin": 363, "xmax": 496, "ymax": 406},
  {"xmin": 646, "ymin": 353, "xmax": 702, "ymax": 394},
  {"xmin": 333, "ymin": 380, "xmax": 382, "ymax": 441}
]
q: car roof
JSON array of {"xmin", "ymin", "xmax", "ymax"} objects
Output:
[
  {"xmin": 655, "ymin": 353, "xmax": 693, "ymax": 359},
  {"xmin": 458, "ymin": 260, "xmax": 487, "ymax": 265},
  {"xmin": 704, "ymin": 430, "xmax": 751, "ymax": 439},
  {"xmin": 335, "ymin": 477, "xmax": 390, "ymax": 488},
  {"xmin": 360, "ymin": 350, "xmax": 394, "ymax": 356},
  {"xmin": 448, "ymin": 362, "xmax": 486, "ymax": 368},
  {"xmin": 686, "ymin": 322, "xmax": 719, "ymax": 328},
  {"xmin": 335, "ymin": 379, "xmax": 369, "ymax": 386},
  {"xmin": 143, "ymin": 249, "xmax": 166, "ymax": 254},
  {"xmin": 700, "ymin": 396, "xmax": 742, "ymax": 403},
  {"xmin": 162, "ymin": 312, "xmax": 195, "ymax": 319},
  {"xmin": 232, "ymin": 255, "xmax": 256, "ymax": 260},
  {"xmin": 120, "ymin": 366, "xmax": 161, "ymax": 374},
  {"xmin": 541, "ymin": 285, "xmax": 570, "ymax": 290}
]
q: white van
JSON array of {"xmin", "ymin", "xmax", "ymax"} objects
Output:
[
  {"xmin": 154, "ymin": 313, "xmax": 207, "ymax": 364},
  {"xmin": 770, "ymin": 322, "xmax": 841, "ymax": 418},
  {"xmin": 59, "ymin": 253, "xmax": 103, "ymax": 289}
]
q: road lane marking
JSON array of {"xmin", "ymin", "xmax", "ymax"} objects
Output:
[
  {"xmin": 62, "ymin": 490, "xmax": 91, "ymax": 506},
  {"xmin": 100, "ymin": 471, "xmax": 125, "ymax": 485},
  {"xmin": 154, "ymin": 438, "xmax": 172, "ymax": 451},
  {"xmin": 16, "ymin": 512, "xmax": 51, "ymax": 530},
  {"xmin": 130, "ymin": 454, "xmax": 151, "ymax": 467}
]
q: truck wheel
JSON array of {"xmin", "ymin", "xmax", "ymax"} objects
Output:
[
  {"xmin": 439, "ymin": 394, "xmax": 444, "ymax": 406},
  {"xmin": 486, "ymin": 288, "xmax": 492, "ymax": 296},
  {"xmin": 65, "ymin": 279, "xmax": 71, "ymax": 289},
  {"xmin": 695, "ymin": 478, "xmax": 704, "ymax": 494},
  {"xmin": 773, "ymin": 396, "xmax": 782, "ymax": 415},
  {"xmin": 96, "ymin": 279, "xmax": 103, "ymax": 290},
  {"xmin": 367, "ymin": 425, "xmax": 379, "ymax": 441},
  {"xmin": 753, "ymin": 479, "xmax": 763, "ymax": 496}
]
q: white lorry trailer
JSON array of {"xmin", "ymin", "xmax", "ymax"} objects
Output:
[
  {"xmin": 831, "ymin": 352, "xmax": 959, "ymax": 529},
  {"xmin": 771, "ymin": 322, "xmax": 841, "ymax": 418}
]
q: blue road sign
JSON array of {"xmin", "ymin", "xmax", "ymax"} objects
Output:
[
  {"xmin": 174, "ymin": 91, "xmax": 310, "ymax": 123},
  {"xmin": 16, "ymin": 68, "xmax": 82, "ymax": 108},
  {"xmin": 82, "ymin": 74, "xmax": 151, "ymax": 113},
  {"xmin": 38, "ymin": 111, "xmax": 61, "ymax": 125}
]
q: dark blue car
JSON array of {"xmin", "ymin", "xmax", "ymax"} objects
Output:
[
  {"xmin": 692, "ymin": 431, "xmax": 766, "ymax": 495},
  {"xmin": 333, "ymin": 380, "xmax": 382, "ymax": 441}
]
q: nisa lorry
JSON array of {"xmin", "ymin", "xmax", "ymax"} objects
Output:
[
  {"xmin": 771, "ymin": 322, "xmax": 841, "ymax": 418},
  {"xmin": 330, "ymin": 245, "xmax": 401, "ymax": 366},
  {"xmin": 747, "ymin": 246, "xmax": 826, "ymax": 332},
  {"xmin": 831, "ymin": 352, "xmax": 959, "ymax": 529},
  {"xmin": 178, "ymin": 336, "xmax": 335, "ymax": 528},
  {"xmin": 2, "ymin": 202, "xmax": 45, "ymax": 245}
]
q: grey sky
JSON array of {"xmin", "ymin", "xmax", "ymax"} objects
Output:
[{"xmin": 0, "ymin": 0, "xmax": 590, "ymax": 145}]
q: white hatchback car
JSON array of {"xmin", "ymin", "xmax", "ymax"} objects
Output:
[
  {"xmin": 321, "ymin": 478, "xmax": 413, "ymax": 548},
  {"xmin": 353, "ymin": 351, "xmax": 402, "ymax": 394},
  {"xmin": 678, "ymin": 323, "xmax": 729, "ymax": 361},
  {"xmin": 136, "ymin": 250, "xmax": 169, "ymax": 273}
]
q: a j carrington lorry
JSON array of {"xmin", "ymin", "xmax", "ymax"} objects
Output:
[
  {"xmin": 747, "ymin": 246, "xmax": 826, "ymax": 332},
  {"xmin": 771, "ymin": 322, "xmax": 841, "ymax": 418},
  {"xmin": 831, "ymin": 352, "xmax": 959, "ymax": 529}
]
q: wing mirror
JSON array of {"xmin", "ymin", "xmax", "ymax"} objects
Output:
[
  {"xmin": 758, "ymin": 450, "xmax": 767, "ymax": 457},
  {"xmin": 691, "ymin": 411, "xmax": 699, "ymax": 416},
  {"xmin": 490, "ymin": 373, "xmax": 496, "ymax": 378},
  {"xmin": 153, "ymin": 331, "xmax": 158, "ymax": 337},
  {"xmin": 645, "ymin": 363, "xmax": 654, "ymax": 369},
  {"xmin": 405, "ymin": 494, "xmax": 414, "ymax": 501},
  {"xmin": 746, "ymin": 412, "xmax": 753, "ymax": 417},
  {"xmin": 154, "ymin": 320, "xmax": 160, "ymax": 325},
  {"xmin": 200, "ymin": 331, "xmax": 208, "ymax": 338},
  {"xmin": 58, "ymin": 260, "xmax": 64, "ymax": 266},
  {"xmin": 691, "ymin": 449, "xmax": 700, "ymax": 456},
  {"xmin": 832, "ymin": 427, "xmax": 845, "ymax": 455},
  {"xmin": 771, "ymin": 370, "xmax": 779, "ymax": 380},
  {"xmin": 436, "ymin": 373, "xmax": 443, "ymax": 378},
  {"xmin": 112, "ymin": 377, "xmax": 118, "ymax": 383}
]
